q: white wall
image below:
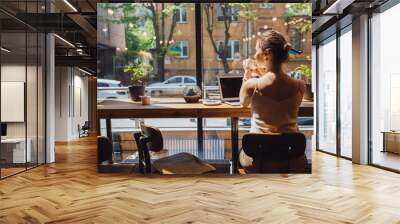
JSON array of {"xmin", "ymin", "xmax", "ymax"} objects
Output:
[{"xmin": 54, "ymin": 67, "xmax": 89, "ymax": 141}]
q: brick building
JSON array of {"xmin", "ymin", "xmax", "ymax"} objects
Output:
[{"xmin": 161, "ymin": 3, "xmax": 312, "ymax": 85}]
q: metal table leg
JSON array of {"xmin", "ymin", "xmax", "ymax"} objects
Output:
[
  {"xmin": 231, "ymin": 117, "xmax": 239, "ymax": 174},
  {"xmin": 106, "ymin": 118, "xmax": 112, "ymax": 140},
  {"xmin": 97, "ymin": 117, "xmax": 101, "ymax": 136},
  {"xmin": 197, "ymin": 117, "xmax": 204, "ymax": 159}
]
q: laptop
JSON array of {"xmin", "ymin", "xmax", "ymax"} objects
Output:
[
  {"xmin": 218, "ymin": 76, "xmax": 243, "ymax": 106},
  {"xmin": 1, "ymin": 123, "xmax": 7, "ymax": 140}
]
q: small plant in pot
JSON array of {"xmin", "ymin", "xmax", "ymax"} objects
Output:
[
  {"xmin": 183, "ymin": 85, "xmax": 202, "ymax": 103},
  {"xmin": 297, "ymin": 64, "xmax": 313, "ymax": 101},
  {"xmin": 124, "ymin": 62, "xmax": 150, "ymax": 101}
]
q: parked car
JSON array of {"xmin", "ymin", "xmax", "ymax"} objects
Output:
[
  {"xmin": 97, "ymin": 78, "xmax": 128, "ymax": 99},
  {"xmin": 145, "ymin": 76, "xmax": 197, "ymax": 96}
]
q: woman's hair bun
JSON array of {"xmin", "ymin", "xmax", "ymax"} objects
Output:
[
  {"xmin": 284, "ymin": 43, "xmax": 291, "ymax": 52},
  {"xmin": 258, "ymin": 30, "xmax": 290, "ymax": 64}
]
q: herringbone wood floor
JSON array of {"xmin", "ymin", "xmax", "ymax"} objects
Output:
[{"xmin": 1, "ymin": 137, "xmax": 400, "ymax": 224}]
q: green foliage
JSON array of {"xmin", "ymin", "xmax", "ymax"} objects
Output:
[
  {"xmin": 124, "ymin": 60, "xmax": 152, "ymax": 85},
  {"xmin": 297, "ymin": 64, "xmax": 312, "ymax": 81},
  {"xmin": 284, "ymin": 3, "xmax": 312, "ymax": 33}
]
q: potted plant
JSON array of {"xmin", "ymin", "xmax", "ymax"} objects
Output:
[
  {"xmin": 297, "ymin": 64, "xmax": 313, "ymax": 101},
  {"xmin": 183, "ymin": 85, "xmax": 201, "ymax": 103},
  {"xmin": 124, "ymin": 62, "xmax": 151, "ymax": 101}
]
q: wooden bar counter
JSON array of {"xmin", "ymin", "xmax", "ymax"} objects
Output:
[{"xmin": 97, "ymin": 98, "xmax": 314, "ymax": 173}]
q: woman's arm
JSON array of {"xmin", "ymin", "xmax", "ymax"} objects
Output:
[{"xmin": 239, "ymin": 78, "xmax": 258, "ymax": 107}]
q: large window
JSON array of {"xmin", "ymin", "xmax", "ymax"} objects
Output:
[
  {"xmin": 339, "ymin": 27, "xmax": 352, "ymax": 158},
  {"xmin": 97, "ymin": 3, "xmax": 312, "ymax": 164},
  {"xmin": 317, "ymin": 35, "xmax": 337, "ymax": 154},
  {"xmin": 370, "ymin": 3, "xmax": 400, "ymax": 171}
]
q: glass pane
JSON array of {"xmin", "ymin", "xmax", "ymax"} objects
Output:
[
  {"xmin": 97, "ymin": 3, "xmax": 196, "ymax": 97},
  {"xmin": 317, "ymin": 36, "xmax": 337, "ymax": 154},
  {"xmin": 97, "ymin": 3, "xmax": 198, "ymax": 163},
  {"xmin": 201, "ymin": 3, "xmax": 312, "ymax": 162},
  {"xmin": 371, "ymin": 4, "xmax": 400, "ymax": 171},
  {"xmin": 340, "ymin": 28, "xmax": 352, "ymax": 158},
  {"xmin": 1, "ymin": 31, "xmax": 27, "ymax": 177},
  {"xmin": 27, "ymin": 31, "xmax": 38, "ymax": 169},
  {"xmin": 38, "ymin": 32, "xmax": 46, "ymax": 165}
]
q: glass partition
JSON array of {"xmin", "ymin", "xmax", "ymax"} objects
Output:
[
  {"xmin": 339, "ymin": 27, "xmax": 352, "ymax": 158},
  {"xmin": 0, "ymin": 1, "xmax": 46, "ymax": 179},
  {"xmin": 370, "ymin": 3, "xmax": 400, "ymax": 171},
  {"xmin": 1, "ymin": 31, "xmax": 27, "ymax": 177},
  {"xmin": 317, "ymin": 35, "xmax": 337, "ymax": 154}
]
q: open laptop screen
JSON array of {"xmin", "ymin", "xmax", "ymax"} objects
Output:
[
  {"xmin": 1, "ymin": 123, "xmax": 7, "ymax": 137},
  {"xmin": 219, "ymin": 76, "xmax": 243, "ymax": 100}
]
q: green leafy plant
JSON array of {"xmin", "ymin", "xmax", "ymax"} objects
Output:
[
  {"xmin": 124, "ymin": 62, "xmax": 152, "ymax": 85},
  {"xmin": 297, "ymin": 64, "xmax": 312, "ymax": 83},
  {"xmin": 283, "ymin": 3, "xmax": 312, "ymax": 33}
]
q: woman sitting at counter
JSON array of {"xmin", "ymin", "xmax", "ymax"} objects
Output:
[{"xmin": 239, "ymin": 30, "xmax": 306, "ymax": 171}]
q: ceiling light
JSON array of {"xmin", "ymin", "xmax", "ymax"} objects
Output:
[
  {"xmin": 63, "ymin": 0, "xmax": 78, "ymax": 12},
  {"xmin": 1, "ymin": 47, "xmax": 11, "ymax": 53},
  {"xmin": 54, "ymin": 34, "xmax": 75, "ymax": 48}
]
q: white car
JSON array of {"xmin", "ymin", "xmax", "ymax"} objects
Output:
[
  {"xmin": 97, "ymin": 78, "xmax": 128, "ymax": 99},
  {"xmin": 145, "ymin": 76, "xmax": 197, "ymax": 96}
]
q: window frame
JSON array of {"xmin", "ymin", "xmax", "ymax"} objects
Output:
[
  {"xmin": 184, "ymin": 77, "xmax": 196, "ymax": 84},
  {"xmin": 175, "ymin": 5, "xmax": 188, "ymax": 23},
  {"xmin": 216, "ymin": 4, "xmax": 239, "ymax": 22},
  {"xmin": 289, "ymin": 27, "xmax": 303, "ymax": 51},
  {"xmin": 166, "ymin": 76, "xmax": 183, "ymax": 84},
  {"xmin": 216, "ymin": 40, "xmax": 240, "ymax": 61},
  {"xmin": 175, "ymin": 40, "xmax": 189, "ymax": 58},
  {"xmin": 259, "ymin": 3, "xmax": 274, "ymax": 9}
]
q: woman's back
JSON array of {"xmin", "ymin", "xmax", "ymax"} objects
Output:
[{"xmin": 250, "ymin": 72, "xmax": 305, "ymax": 134}]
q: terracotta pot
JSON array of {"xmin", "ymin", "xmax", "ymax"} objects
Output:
[
  {"xmin": 129, "ymin": 85, "xmax": 145, "ymax": 101},
  {"xmin": 303, "ymin": 83, "xmax": 313, "ymax": 101}
]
